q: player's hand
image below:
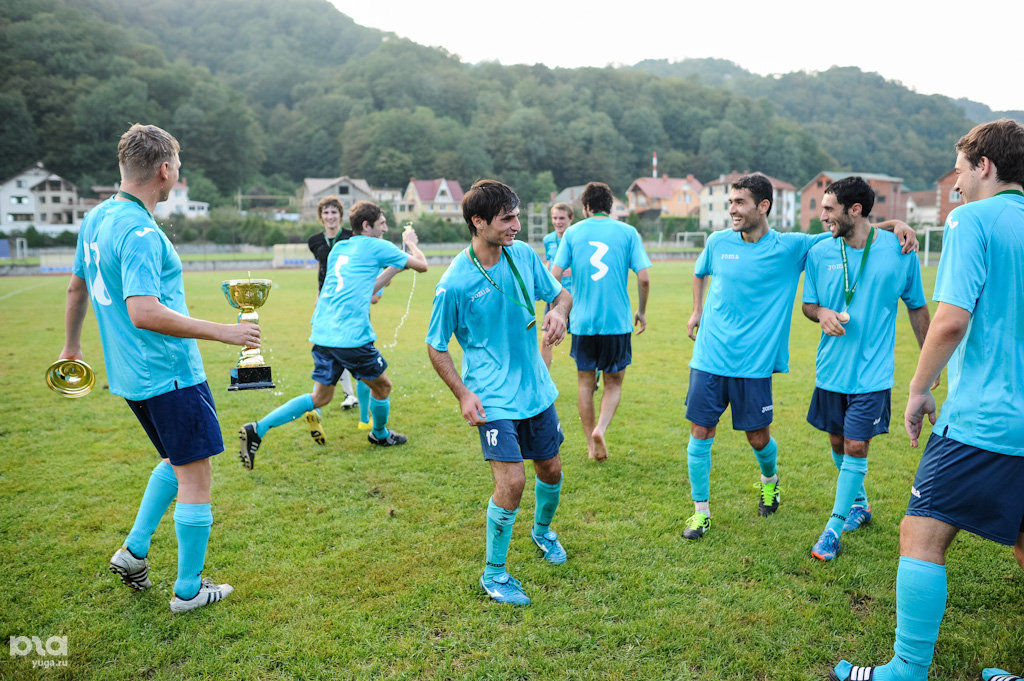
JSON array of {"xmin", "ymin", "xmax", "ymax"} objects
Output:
[
  {"xmin": 402, "ymin": 227, "xmax": 419, "ymax": 248},
  {"xmin": 904, "ymin": 390, "xmax": 937, "ymax": 448},
  {"xmin": 224, "ymin": 321, "xmax": 261, "ymax": 348},
  {"xmin": 818, "ymin": 308, "xmax": 846, "ymax": 336},
  {"xmin": 459, "ymin": 391, "xmax": 487, "ymax": 426},
  {"xmin": 686, "ymin": 311, "xmax": 701, "ymax": 340},
  {"xmin": 634, "ymin": 310, "xmax": 647, "ymax": 335},
  {"xmin": 542, "ymin": 308, "xmax": 567, "ymax": 346},
  {"xmin": 893, "ymin": 221, "xmax": 919, "ymax": 254}
]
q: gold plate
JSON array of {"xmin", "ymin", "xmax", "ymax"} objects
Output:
[{"xmin": 45, "ymin": 359, "xmax": 95, "ymax": 398}]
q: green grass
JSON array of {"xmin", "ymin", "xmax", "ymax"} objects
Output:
[{"xmin": 0, "ymin": 263, "xmax": 1019, "ymax": 680}]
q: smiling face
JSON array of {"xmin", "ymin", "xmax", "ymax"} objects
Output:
[
  {"xmin": 475, "ymin": 207, "xmax": 521, "ymax": 247},
  {"xmin": 550, "ymin": 207, "xmax": 571, "ymax": 236},
  {"xmin": 951, "ymin": 151, "xmax": 981, "ymax": 203},
  {"xmin": 320, "ymin": 205, "xmax": 342, "ymax": 237},
  {"xmin": 363, "ymin": 213, "xmax": 388, "ymax": 238},
  {"xmin": 820, "ymin": 191, "xmax": 856, "ymax": 239},
  {"xmin": 728, "ymin": 188, "xmax": 765, "ymax": 233}
]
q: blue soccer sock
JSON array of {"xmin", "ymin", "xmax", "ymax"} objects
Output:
[
  {"xmin": 753, "ymin": 437, "xmax": 778, "ymax": 479},
  {"xmin": 686, "ymin": 436, "xmax": 713, "ymax": 507},
  {"xmin": 358, "ymin": 380, "xmax": 371, "ymax": 424},
  {"xmin": 826, "ymin": 456, "xmax": 868, "ymax": 535},
  {"xmin": 832, "ymin": 450, "xmax": 845, "ymax": 471},
  {"xmin": 125, "ymin": 460, "xmax": 178, "ymax": 558},
  {"xmin": 533, "ymin": 473, "xmax": 562, "ymax": 537},
  {"xmin": 172, "ymin": 502, "xmax": 213, "ymax": 600},
  {"xmin": 370, "ymin": 397, "xmax": 390, "ymax": 439},
  {"xmin": 256, "ymin": 393, "xmax": 315, "ymax": 438},
  {"xmin": 832, "ymin": 449, "xmax": 869, "ymax": 507},
  {"xmin": 484, "ymin": 497, "xmax": 518, "ymax": 580}
]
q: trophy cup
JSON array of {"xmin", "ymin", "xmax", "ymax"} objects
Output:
[
  {"xmin": 221, "ymin": 277, "xmax": 275, "ymax": 391},
  {"xmin": 45, "ymin": 359, "xmax": 96, "ymax": 398}
]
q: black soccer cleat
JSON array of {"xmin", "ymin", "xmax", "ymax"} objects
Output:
[
  {"xmin": 368, "ymin": 430, "xmax": 407, "ymax": 447},
  {"xmin": 238, "ymin": 422, "xmax": 261, "ymax": 470}
]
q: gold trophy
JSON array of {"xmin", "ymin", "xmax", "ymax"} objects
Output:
[
  {"xmin": 221, "ymin": 277, "xmax": 275, "ymax": 391},
  {"xmin": 45, "ymin": 359, "xmax": 96, "ymax": 398}
]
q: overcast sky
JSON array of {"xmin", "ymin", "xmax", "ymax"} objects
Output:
[{"xmin": 330, "ymin": 0, "xmax": 1024, "ymax": 112}]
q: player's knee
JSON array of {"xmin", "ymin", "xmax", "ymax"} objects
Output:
[
  {"xmin": 843, "ymin": 439, "xmax": 869, "ymax": 458},
  {"xmin": 747, "ymin": 429, "xmax": 770, "ymax": 451},
  {"xmin": 371, "ymin": 376, "xmax": 392, "ymax": 399},
  {"xmin": 1014, "ymin": 539, "xmax": 1024, "ymax": 570}
]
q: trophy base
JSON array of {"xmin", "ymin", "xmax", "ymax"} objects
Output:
[{"xmin": 228, "ymin": 366, "xmax": 275, "ymax": 391}]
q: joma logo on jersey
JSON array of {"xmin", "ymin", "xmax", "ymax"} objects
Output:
[
  {"xmin": 468, "ymin": 288, "xmax": 491, "ymax": 302},
  {"xmin": 721, "ymin": 254, "xmax": 739, "ymax": 260},
  {"xmin": 828, "ymin": 263, "xmax": 843, "ymax": 271}
]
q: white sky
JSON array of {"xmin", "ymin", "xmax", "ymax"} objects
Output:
[{"xmin": 329, "ymin": 0, "xmax": 1024, "ymax": 112}]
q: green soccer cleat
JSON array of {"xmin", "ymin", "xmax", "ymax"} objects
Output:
[
  {"xmin": 682, "ymin": 511, "xmax": 711, "ymax": 540},
  {"xmin": 758, "ymin": 478, "xmax": 781, "ymax": 516}
]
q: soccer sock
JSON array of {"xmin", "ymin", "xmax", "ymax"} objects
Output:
[
  {"xmin": 533, "ymin": 473, "xmax": 562, "ymax": 537},
  {"xmin": 484, "ymin": 497, "xmax": 518, "ymax": 580},
  {"xmin": 754, "ymin": 437, "xmax": 778, "ymax": 479},
  {"xmin": 256, "ymin": 393, "xmax": 315, "ymax": 438},
  {"xmin": 832, "ymin": 449, "xmax": 868, "ymax": 507},
  {"xmin": 686, "ymin": 436, "xmax": 713, "ymax": 511},
  {"xmin": 825, "ymin": 456, "xmax": 868, "ymax": 535},
  {"xmin": 172, "ymin": 502, "xmax": 213, "ymax": 600},
  {"xmin": 370, "ymin": 397, "xmax": 390, "ymax": 439},
  {"xmin": 358, "ymin": 381, "xmax": 371, "ymax": 423},
  {"xmin": 124, "ymin": 460, "xmax": 178, "ymax": 558},
  {"xmin": 340, "ymin": 369, "xmax": 354, "ymax": 396},
  {"xmin": 831, "ymin": 450, "xmax": 844, "ymax": 471}
]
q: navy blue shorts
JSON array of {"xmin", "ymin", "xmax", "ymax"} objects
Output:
[
  {"xmin": 311, "ymin": 343, "xmax": 387, "ymax": 384},
  {"xmin": 906, "ymin": 432, "xmax": 1024, "ymax": 545},
  {"xmin": 478, "ymin": 403, "xmax": 564, "ymax": 463},
  {"xmin": 685, "ymin": 368, "xmax": 773, "ymax": 431},
  {"xmin": 125, "ymin": 381, "xmax": 223, "ymax": 466},
  {"xmin": 571, "ymin": 333, "xmax": 631, "ymax": 373},
  {"xmin": 807, "ymin": 388, "xmax": 891, "ymax": 441}
]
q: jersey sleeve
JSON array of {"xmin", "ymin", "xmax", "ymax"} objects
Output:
[
  {"xmin": 629, "ymin": 229, "xmax": 653, "ymax": 272},
  {"xmin": 900, "ymin": 251, "xmax": 927, "ymax": 309},
  {"xmin": 73, "ymin": 231, "xmax": 87, "ymax": 279},
  {"xmin": 802, "ymin": 249, "xmax": 821, "ymax": 304},
  {"xmin": 933, "ymin": 207, "xmax": 987, "ymax": 312},
  {"xmin": 119, "ymin": 225, "xmax": 165, "ymax": 299},
  {"xmin": 694, "ymin": 235, "xmax": 713, "ymax": 277},
  {"xmin": 425, "ymin": 280, "xmax": 457, "ymax": 352},
  {"xmin": 529, "ymin": 246, "xmax": 562, "ymax": 303},
  {"xmin": 377, "ymin": 240, "xmax": 411, "ymax": 270},
  {"xmin": 553, "ymin": 232, "xmax": 572, "ymax": 270}
]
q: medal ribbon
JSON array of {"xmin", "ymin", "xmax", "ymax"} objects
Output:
[
  {"xmin": 468, "ymin": 244, "xmax": 536, "ymax": 321},
  {"xmin": 116, "ymin": 190, "xmax": 151, "ymax": 216},
  {"xmin": 839, "ymin": 226, "xmax": 875, "ymax": 307}
]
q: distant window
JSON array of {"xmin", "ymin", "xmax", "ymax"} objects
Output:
[
  {"xmin": 11, "ymin": 195, "xmax": 28, "ymax": 205},
  {"xmin": 40, "ymin": 213, "xmax": 47, "ymax": 221},
  {"xmin": 877, "ymin": 195, "xmax": 886, "ymax": 203},
  {"xmin": 11, "ymin": 213, "xmax": 32, "ymax": 221},
  {"xmin": 950, "ymin": 189, "xmax": 961, "ymax": 202},
  {"xmin": 39, "ymin": 196, "xmax": 46, "ymax": 204},
  {"xmin": 15, "ymin": 180, "xmax": 24, "ymax": 188},
  {"xmin": 817, "ymin": 180, "xmax": 823, "ymax": 188},
  {"xmin": 337, "ymin": 186, "xmax": 349, "ymax": 195},
  {"xmin": 810, "ymin": 198, "xmax": 816, "ymax": 210}
]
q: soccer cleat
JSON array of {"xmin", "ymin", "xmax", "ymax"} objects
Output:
[
  {"xmin": 238, "ymin": 422, "xmax": 261, "ymax": 470},
  {"xmin": 368, "ymin": 430, "xmax": 407, "ymax": 446},
  {"xmin": 811, "ymin": 528, "xmax": 841, "ymax": 562},
  {"xmin": 169, "ymin": 577, "xmax": 234, "ymax": 613},
  {"xmin": 109, "ymin": 546, "xmax": 151, "ymax": 590},
  {"xmin": 357, "ymin": 421, "xmax": 372, "ymax": 431},
  {"xmin": 758, "ymin": 478, "xmax": 781, "ymax": 516},
  {"xmin": 479, "ymin": 572, "xmax": 530, "ymax": 605},
  {"xmin": 305, "ymin": 410, "xmax": 326, "ymax": 445},
  {"xmin": 829, "ymin": 661, "xmax": 878, "ymax": 680},
  {"xmin": 682, "ymin": 511, "xmax": 711, "ymax": 540},
  {"xmin": 531, "ymin": 530, "xmax": 567, "ymax": 565},
  {"xmin": 981, "ymin": 670, "xmax": 1023, "ymax": 681},
  {"xmin": 843, "ymin": 505, "xmax": 872, "ymax": 532},
  {"xmin": 340, "ymin": 393, "xmax": 358, "ymax": 410}
]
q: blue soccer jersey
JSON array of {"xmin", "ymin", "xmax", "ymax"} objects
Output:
[
  {"xmin": 310, "ymin": 235, "xmax": 408, "ymax": 348},
  {"xmin": 803, "ymin": 230, "xmax": 926, "ymax": 394},
  {"xmin": 553, "ymin": 217, "xmax": 651, "ymax": 335},
  {"xmin": 691, "ymin": 229, "xmax": 828, "ymax": 378},
  {"xmin": 72, "ymin": 199, "xmax": 206, "ymax": 401},
  {"xmin": 932, "ymin": 192, "xmax": 1024, "ymax": 457},
  {"xmin": 426, "ymin": 240, "xmax": 562, "ymax": 421},
  {"xmin": 543, "ymin": 231, "xmax": 571, "ymax": 291}
]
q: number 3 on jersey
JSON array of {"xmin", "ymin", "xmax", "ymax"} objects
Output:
[
  {"xmin": 588, "ymin": 241, "xmax": 609, "ymax": 281},
  {"xmin": 333, "ymin": 254, "xmax": 350, "ymax": 292}
]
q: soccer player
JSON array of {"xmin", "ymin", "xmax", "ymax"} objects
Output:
[
  {"xmin": 830, "ymin": 120, "xmax": 1024, "ymax": 681},
  {"xmin": 540, "ymin": 202, "xmax": 573, "ymax": 368},
  {"xmin": 683, "ymin": 173, "xmax": 918, "ymax": 540},
  {"xmin": 61, "ymin": 124, "xmax": 257, "ymax": 612},
  {"xmin": 550, "ymin": 182, "xmax": 651, "ymax": 462},
  {"xmin": 427, "ymin": 179, "xmax": 572, "ymax": 605},
  {"xmin": 239, "ymin": 200, "xmax": 427, "ymax": 468},
  {"xmin": 801, "ymin": 176, "xmax": 932, "ymax": 562},
  {"xmin": 306, "ymin": 196, "xmax": 358, "ymax": 420}
]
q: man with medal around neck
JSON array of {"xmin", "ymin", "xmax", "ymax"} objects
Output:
[
  {"xmin": 426, "ymin": 179, "xmax": 572, "ymax": 606},
  {"xmin": 801, "ymin": 176, "xmax": 931, "ymax": 563}
]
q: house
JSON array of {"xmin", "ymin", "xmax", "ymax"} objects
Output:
[
  {"xmin": 551, "ymin": 185, "xmax": 629, "ymax": 222},
  {"xmin": 154, "ymin": 178, "xmax": 210, "ymax": 220},
  {"xmin": 936, "ymin": 170, "xmax": 961, "ymax": 226},
  {"xmin": 700, "ymin": 172, "xmax": 798, "ymax": 231},
  {"xmin": 799, "ymin": 171, "xmax": 905, "ymax": 230},
  {"xmin": 626, "ymin": 175, "xmax": 703, "ymax": 218},
  {"xmin": 298, "ymin": 176, "xmax": 374, "ymax": 221},
  {"xmin": 905, "ymin": 189, "xmax": 939, "ymax": 226},
  {"xmin": 0, "ymin": 162, "xmax": 90, "ymax": 233},
  {"xmin": 398, "ymin": 178, "xmax": 465, "ymax": 221}
]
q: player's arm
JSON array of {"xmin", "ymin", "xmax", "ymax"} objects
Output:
[
  {"xmin": 373, "ymin": 267, "xmax": 403, "ymax": 292},
  {"xmin": 549, "ymin": 264, "xmax": 564, "ymax": 280},
  {"xmin": 801, "ymin": 303, "xmax": 845, "ymax": 336},
  {"xmin": 904, "ymin": 302, "xmax": 971, "ymax": 447},
  {"xmin": 60, "ymin": 274, "xmax": 90, "ymax": 360},
  {"xmin": 687, "ymin": 275, "xmax": 708, "ymax": 341},
  {"xmin": 125, "ymin": 296, "xmax": 259, "ymax": 347},
  {"xmin": 541, "ymin": 287, "xmax": 571, "ymax": 347},
  {"xmin": 634, "ymin": 268, "xmax": 650, "ymax": 334},
  {"xmin": 906, "ymin": 304, "xmax": 939, "ymax": 389},
  {"xmin": 427, "ymin": 345, "xmax": 487, "ymax": 425},
  {"xmin": 401, "ymin": 228, "xmax": 428, "ymax": 272},
  {"xmin": 873, "ymin": 219, "xmax": 919, "ymax": 253}
]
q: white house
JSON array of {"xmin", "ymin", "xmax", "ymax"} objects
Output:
[
  {"xmin": 298, "ymin": 176, "xmax": 374, "ymax": 221},
  {"xmin": 154, "ymin": 179, "xmax": 210, "ymax": 219},
  {"xmin": 0, "ymin": 162, "xmax": 90, "ymax": 233}
]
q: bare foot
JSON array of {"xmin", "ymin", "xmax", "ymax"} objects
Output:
[{"xmin": 591, "ymin": 431, "xmax": 608, "ymax": 462}]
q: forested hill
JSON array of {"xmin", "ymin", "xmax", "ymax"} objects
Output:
[{"xmin": 1, "ymin": 0, "xmax": 1010, "ymax": 208}]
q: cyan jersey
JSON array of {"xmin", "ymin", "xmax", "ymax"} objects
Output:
[
  {"xmin": 426, "ymin": 240, "xmax": 562, "ymax": 421},
  {"xmin": 933, "ymin": 192, "xmax": 1024, "ymax": 457},
  {"xmin": 803, "ymin": 230, "xmax": 926, "ymax": 394},
  {"xmin": 553, "ymin": 217, "xmax": 651, "ymax": 335},
  {"xmin": 691, "ymin": 229, "xmax": 828, "ymax": 378},
  {"xmin": 72, "ymin": 199, "xmax": 206, "ymax": 401},
  {"xmin": 310, "ymin": 235, "xmax": 408, "ymax": 348},
  {"xmin": 543, "ymin": 231, "xmax": 571, "ymax": 291}
]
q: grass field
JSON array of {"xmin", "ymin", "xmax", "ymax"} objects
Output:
[{"xmin": 0, "ymin": 262, "xmax": 1020, "ymax": 680}]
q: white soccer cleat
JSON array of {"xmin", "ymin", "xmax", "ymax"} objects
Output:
[
  {"xmin": 169, "ymin": 578, "xmax": 234, "ymax": 613},
  {"xmin": 109, "ymin": 546, "xmax": 151, "ymax": 590},
  {"xmin": 340, "ymin": 394, "xmax": 358, "ymax": 410}
]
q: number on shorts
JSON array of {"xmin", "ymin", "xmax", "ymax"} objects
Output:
[
  {"xmin": 486, "ymin": 429, "xmax": 498, "ymax": 447},
  {"xmin": 588, "ymin": 241, "xmax": 609, "ymax": 281},
  {"xmin": 333, "ymin": 254, "xmax": 350, "ymax": 292}
]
